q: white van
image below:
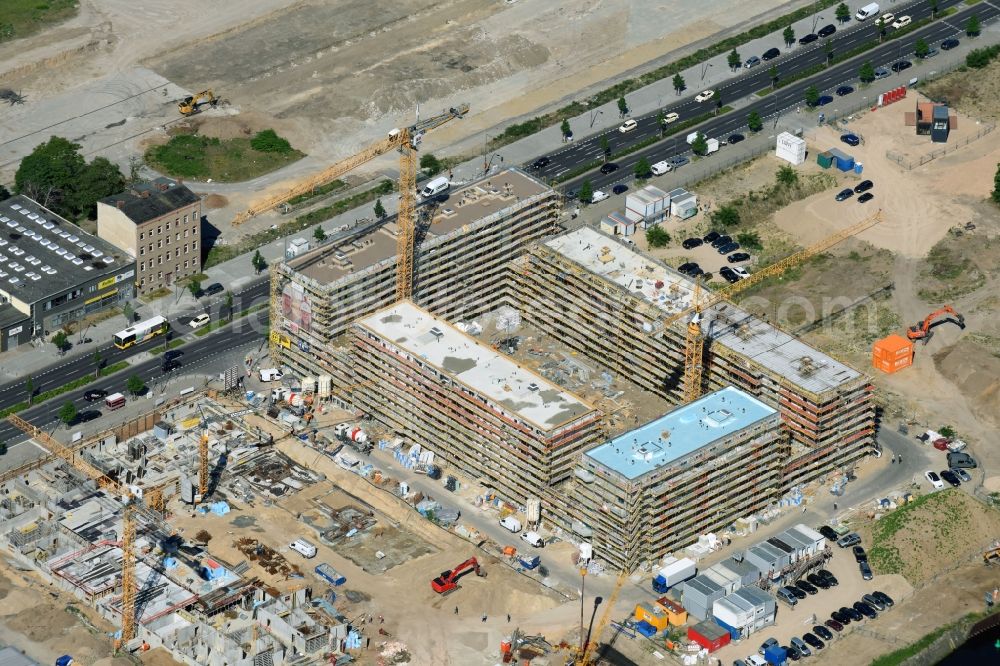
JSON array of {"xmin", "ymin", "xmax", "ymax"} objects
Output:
[
  {"xmin": 189, "ymin": 313, "xmax": 210, "ymax": 330},
  {"xmin": 419, "ymin": 176, "xmax": 450, "ymax": 199},
  {"xmin": 259, "ymin": 368, "xmax": 283, "ymax": 382},
  {"xmin": 289, "ymin": 538, "xmax": 317, "ymax": 558},
  {"xmin": 499, "ymin": 516, "xmax": 522, "ymax": 533},
  {"xmin": 856, "ymin": 3, "xmax": 880, "ymax": 20},
  {"xmin": 651, "ymin": 160, "xmax": 672, "ymax": 176},
  {"xmin": 686, "ymin": 131, "xmax": 701, "ymax": 145},
  {"xmin": 520, "ymin": 531, "xmax": 545, "ymax": 548}
]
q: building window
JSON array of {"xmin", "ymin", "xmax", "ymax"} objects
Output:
[
  {"xmin": 157, "ymin": 226, "xmax": 161, "ymax": 234},
  {"xmin": 140, "ymin": 262, "xmax": 144, "ymax": 271},
  {"xmin": 175, "ymin": 233, "xmax": 180, "ymax": 242},
  {"xmin": 139, "ymin": 232, "xmax": 144, "ymax": 240},
  {"xmin": 184, "ymin": 260, "xmax": 188, "ymax": 269},
  {"xmin": 175, "ymin": 264, "xmax": 179, "ymax": 273},
  {"xmin": 158, "ymin": 271, "xmax": 162, "ymax": 279},
  {"xmin": 184, "ymin": 243, "xmax": 188, "ymax": 254},
  {"xmin": 184, "ymin": 214, "xmax": 189, "ymax": 224},
  {"xmin": 166, "ymin": 221, "xmax": 170, "ymax": 231},
  {"xmin": 192, "ymin": 240, "xmax": 198, "ymax": 250},
  {"xmin": 192, "ymin": 226, "xmax": 198, "ymax": 235},
  {"xmin": 166, "ymin": 235, "xmax": 170, "ymax": 245},
  {"xmin": 157, "ymin": 240, "xmax": 162, "ymax": 249},
  {"xmin": 158, "ymin": 256, "xmax": 162, "ymax": 265},
  {"xmin": 184, "ymin": 229, "xmax": 188, "ymax": 238},
  {"xmin": 139, "ymin": 247, "xmax": 144, "ymax": 256}
]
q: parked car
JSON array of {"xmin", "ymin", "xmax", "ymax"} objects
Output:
[
  {"xmin": 836, "ymin": 532, "xmax": 861, "ymax": 548},
  {"xmin": 78, "ymin": 409, "xmax": 102, "ymax": 423},
  {"xmin": 854, "ymin": 180, "xmax": 874, "ymax": 193},
  {"xmin": 784, "ymin": 644, "xmax": 802, "ymax": 661},
  {"xmin": 925, "ymin": 470, "xmax": 945, "ymax": 489},
  {"xmin": 874, "ymin": 66, "xmax": 891, "ymax": 79},
  {"xmin": 941, "ymin": 469, "xmax": 961, "ymax": 487},
  {"xmin": 803, "ymin": 633, "xmax": 825, "ymax": 650},
  {"xmin": 669, "ymin": 156, "xmax": 690, "ymax": 168},
  {"xmin": 922, "ymin": 47, "xmax": 939, "ymax": 59},
  {"xmin": 891, "ymin": 60, "xmax": 912, "ymax": 73},
  {"xmin": 720, "ymin": 267, "xmax": 740, "ymax": 284},
  {"xmin": 703, "ymin": 230, "xmax": 720, "ymax": 243},
  {"xmin": 862, "ymin": 593, "xmax": 886, "ymax": 611},
  {"xmin": 873, "ymin": 591, "xmax": 895, "ymax": 607},
  {"xmin": 717, "ymin": 241, "xmax": 740, "ymax": 255},
  {"xmin": 600, "ymin": 162, "xmax": 619, "ymax": 174},
  {"xmin": 880, "ymin": 13, "xmax": 896, "ymax": 26},
  {"xmin": 688, "ymin": 266, "xmax": 705, "ymax": 277},
  {"xmin": 759, "ymin": 638, "xmax": 779, "ymax": 656},
  {"xmin": 818, "ymin": 569, "xmax": 839, "ymax": 586},
  {"xmin": 855, "ymin": 601, "xmax": 878, "ymax": 619},
  {"xmin": 836, "ymin": 85, "xmax": 855, "ymax": 96},
  {"xmin": 891, "ymin": 15, "xmax": 912, "ymax": 29},
  {"xmin": 728, "ymin": 252, "xmax": 751, "ymax": 263},
  {"xmin": 591, "ymin": 190, "xmax": 610, "ymax": 203},
  {"xmin": 813, "ymin": 625, "xmax": 834, "ymax": 641},
  {"xmin": 795, "ymin": 580, "xmax": 819, "ymax": 596},
  {"xmin": 663, "ymin": 112, "xmax": 680, "ymax": 124},
  {"xmin": 727, "ymin": 133, "xmax": 745, "ymax": 144},
  {"xmin": 762, "ymin": 47, "xmax": 781, "ymax": 61},
  {"xmin": 952, "ymin": 468, "xmax": 972, "ymax": 482},
  {"xmin": 695, "ymin": 89, "xmax": 716, "ymax": 103},
  {"xmin": 612, "ymin": 184, "xmax": 628, "ymax": 195},
  {"xmin": 860, "ymin": 560, "xmax": 873, "ymax": 581},
  {"xmin": 530, "ymin": 156, "xmax": 551, "ymax": 170},
  {"xmin": 787, "ymin": 585, "xmax": 807, "ymax": 600},
  {"xmin": 842, "ymin": 606, "xmax": 863, "ymax": 622},
  {"xmin": 858, "ymin": 192, "xmax": 875, "ymax": 203},
  {"xmin": 853, "ymin": 545, "xmax": 868, "ymax": 563},
  {"xmin": 818, "ymin": 525, "xmax": 839, "ymax": 541},
  {"xmin": 825, "ymin": 619, "xmax": 844, "ymax": 633},
  {"xmin": 836, "ymin": 188, "xmax": 855, "ymax": 201},
  {"xmin": 817, "ymin": 95, "xmax": 834, "ymax": 106},
  {"xmin": 732, "ymin": 266, "xmax": 750, "ymax": 279},
  {"xmin": 203, "ymin": 282, "xmax": 224, "ymax": 297},
  {"xmin": 744, "ymin": 56, "xmax": 761, "ymax": 68},
  {"xmin": 831, "ymin": 610, "xmax": 851, "ymax": 625},
  {"xmin": 682, "ymin": 238, "xmax": 704, "ymax": 249},
  {"xmin": 948, "ymin": 451, "xmax": 978, "ymax": 469},
  {"xmin": 799, "ymin": 33, "xmax": 819, "ymax": 45},
  {"xmin": 807, "ymin": 573, "xmax": 831, "ymax": 589},
  {"xmin": 678, "ymin": 262, "xmax": 700, "ymax": 275},
  {"xmin": 84, "ymin": 389, "xmax": 108, "ymax": 402},
  {"xmin": 189, "ymin": 313, "xmax": 211, "ymax": 330},
  {"xmin": 818, "ymin": 24, "xmax": 837, "ymax": 37},
  {"xmin": 841, "ymin": 133, "xmax": 861, "ymax": 146},
  {"xmin": 941, "ymin": 38, "xmax": 960, "ymax": 50},
  {"xmin": 618, "ymin": 119, "xmax": 638, "ymax": 133},
  {"xmin": 790, "ymin": 637, "xmax": 811, "ymax": 658},
  {"xmin": 710, "ymin": 234, "xmax": 731, "ymax": 248}
]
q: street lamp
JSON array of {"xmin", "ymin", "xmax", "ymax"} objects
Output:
[
  {"xmin": 583, "ymin": 596, "xmax": 604, "ymax": 658},
  {"xmin": 700, "ymin": 62, "xmax": 713, "ymax": 82},
  {"xmin": 482, "ymin": 133, "xmax": 492, "ymax": 172},
  {"xmin": 589, "ymin": 108, "xmax": 604, "ymax": 128},
  {"xmin": 578, "ymin": 568, "xmax": 587, "ymax": 656},
  {"xmin": 812, "ymin": 15, "xmax": 824, "ymax": 33}
]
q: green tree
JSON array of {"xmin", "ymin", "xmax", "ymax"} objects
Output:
[
  {"xmin": 776, "ymin": 164, "xmax": 799, "ymax": 187},
  {"xmin": 26, "ymin": 376, "xmax": 34, "ymax": 406},
  {"xmin": 188, "ymin": 278, "xmax": 202, "ymax": 299},
  {"xmin": 560, "ymin": 119, "xmax": 572, "ymax": 138},
  {"xmin": 915, "ymin": 38, "xmax": 930, "ymax": 59},
  {"xmin": 711, "ymin": 205, "xmax": 741, "ymax": 227},
  {"xmin": 993, "ymin": 163, "xmax": 1000, "ymax": 204},
  {"xmin": 123, "ymin": 301, "xmax": 134, "ymax": 325},
  {"xmin": 59, "ymin": 401, "xmax": 77, "ymax": 426},
  {"xmin": 634, "ymin": 157, "xmax": 652, "ymax": 179},
  {"xmin": 599, "ymin": 135, "xmax": 610, "ymax": 161},
  {"xmin": 930, "ymin": 0, "xmax": 939, "ymax": 19},
  {"xmin": 691, "ymin": 133, "xmax": 709, "ymax": 156},
  {"xmin": 727, "ymin": 48, "xmax": 741, "ymax": 71},
  {"xmin": 875, "ymin": 17, "xmax": 885, "ymax": 42},
  {"xmin": 224, "ymin": 291, "xmax": 234, "ymax": 322},
  {"xmin": 805, "ymin": 85, "xmax": 820, "ymax": 107},
  {"xmin": 250, "ymin": 129, "xmax": 293, "ymax": 153},
  {"xmin": 939, "ymin": 425, "xmax": 957, "ymax": 439},
  {"xmin": 617, "ymin": 96, "xmax": 628, "ymax": 118},
  {"xmin": 737, "ymin": 231, "xmax": 762, "ymax": 251},
  {"xmin": 783, "ymin": 26, "xmax": 795, "ymax": 48},
  {"xmin": 578, "ymin": 180, "xmax": 593, "ymax": 204},
  {"xmin": 52, "ymin": 330, "xmax": 69, "ymax": 353},
  {"xmin": 769, "ymin": 65, "xmax": 779, "ymax": 90},
  {"xmin": 14, "ymin": 136, "xmax": 86, "ymax": 217},
  {"xmin": 966, "ymin": 14, "xmax": 981, "ymax": 37},
  {"xmin": 419, "ymin": 153, "xmax": 442, "ymax": 176},
  {"xmin": 672, "ymin": 73, "xmax": 686, "ymax": 95},
  {"xmin": 824, "ymin": 40, "xmax": 835, "ymax": 66},
  {"xmin": 373, "ymin": 197, "xmax": 387, "ymax": 219},
  {"xmin": 93, "ymin": 349, "xmax": 103, "ymax": 380},
  {"xmin": 313, "ymin": 226, "xmax": 326, "ymax": 242},
  {"xmin": 747, "ymin": 111, "xmax": 764, "ymax": 133},
  {"xmin": 0, "ymin": 184, "xmax": 10, "ymax": 201},
  {"xmin": 859, "ymin": 60, "xmax": 876, "ymax": 83},
  {"xmin": 126, "ymin": 374, "xmax": 146, "ymax": 396},
  {"xmin": 75, "ymin": 157, "xmax": 125, "ymax": 219},
  {"xmin": 646, "ymin": 226, "xmax": 670, "ymax": 248},
  {"xmin": 252, "ymin": 250, "xmax": 267, "ymax": 274},
  {"xmin": 836, "ymin": 2, "xmax": 851, "ymax": 23}
]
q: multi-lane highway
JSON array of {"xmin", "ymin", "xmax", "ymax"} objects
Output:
[{"xmin": 528, "ymin": 0, "xmax": 992, "ymax": 192}]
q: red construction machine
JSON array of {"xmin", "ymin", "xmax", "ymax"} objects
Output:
[
  {"xmin": 907, "ymin": 305, "xmax": 965, "ymax": 344},
  {"xmin": 431, "ymin": 557, "xmax": 486, "ymax": 593}
]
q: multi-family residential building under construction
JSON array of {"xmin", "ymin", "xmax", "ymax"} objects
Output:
[{"xmin": 269, "ymin": 168, "xmax": 876, "ymax": 569}]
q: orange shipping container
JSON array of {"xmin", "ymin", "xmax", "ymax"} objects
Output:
[{"xmin": 872, "ymin": 334, "xmax": 913, "ymax": 373}]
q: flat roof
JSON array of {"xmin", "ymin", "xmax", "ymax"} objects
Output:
[
  {"xmin": 290, "ymin": 168, "xmax": 551, "ymax": 284},
  {"xmin": 0, "ymin": 196, "xmax": 132, "ymax": 305},
  {"xmin": 356, "ymin": 300, "xmax": 595, "ymax": 433},
  {"xmin": 545, "ymin": 227, "xmax": 863, "ymax": 395},
  {"xmin": 98, "ymin": 177, "xmax": 200, "ymax": 225},
  {"xmin": 585, "ymin": 387, "xmax": 776, "ymax": 480}
]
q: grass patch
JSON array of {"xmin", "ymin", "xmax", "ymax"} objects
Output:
[
  {"xmin": 145, "ymin": 128, "xmax": 304, "ymax": 183},
  {"xmin": 964, "ymin": 0, "xmax": 983, "ymax": 5},
  {"xmin": 203, "ymin": 179, "xmax": 395, "ymax": 269},
  {"xmin": 0, "ymin": 0, "xmax": 78, "ymax": 42},
  {"xmin": 287, "ymin": 179, "xmax": 346, "ymax": 206},
  {"xmin": 0, "ymin": 361, "xmax": 131, "ymax": 418},
  {"xmin": 140, "ymin": 287, "xmax": 172, "ymax": 302},
  {"xmin": 150, "ymin": 339, "xmax": 185, "ymax": 355}
]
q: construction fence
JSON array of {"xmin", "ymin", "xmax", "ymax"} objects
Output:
[{"xmin": 886, "ymin": 122, "xmax": 997, "ymax": 170}]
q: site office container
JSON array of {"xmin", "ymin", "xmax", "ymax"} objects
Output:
[
  {"xmin": 872, "ymin": 334, "xmax": 913, "ymax": 374},
  {"xmin": 687, "ymin": 620, "xmax": 731, "ymax": 652}
]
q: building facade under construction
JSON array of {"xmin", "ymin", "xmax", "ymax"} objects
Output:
[
  {"xmin": 570, "ymin": 387, "xmax": 783, "ymax": 570},
  {"xmin": 271, "ymin": 168, "xmax": 561, "ymax": 383},
  {"xmin": 508, "ymin": 227, "xmax": 874, "ymax": 490},
  {"xmin": 350, "ymin": 300, "xmax": 603, "ymax": 506}
]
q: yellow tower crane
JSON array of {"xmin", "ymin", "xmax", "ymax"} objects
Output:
[
  {"xmin": 6, "ymin": 414, "xmax": 170, "ymax": 646},
  {"xmin": 199, "ymin": 432, "xmax": 210, "ymax": 499},
  {"xmin": 663, "ymin": 210, "xmax": 883, "ymax": 403},
  {"xmin": 566, "ymin": 569, "xmax": 629, "ymax": 666}
]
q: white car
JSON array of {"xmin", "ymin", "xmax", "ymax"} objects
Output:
[
  {"xmin": 591, "ymin": 190, "xmax": 610, "ymax": 203},
  {"xmin": 618, "ymin": 119, "xmax": 638, "ymax": 133},
  {"xmin": 880, "ymin": 13, "xmax": 895, "ymax": 26},
  {"xmin": 695, "ymin": 90, "xmax": 715, "ymax": 103},
  {"xmin": 662, "ymin": 112, "xmax": 680, "ymax": 124},
  {"xmin": 189, "ymin": 313, "xmax": 211, "ymax": 329},
  {"xmin": 733, "ymin": 266, "xmax": 750, "ymax": 279},
  {"xmin": 891, "ymin": 15, "xmax": 911, "ymax": 29},
  {"xmin": 925, "ymin": 470, "xmax": 945, "ymax": 489}
]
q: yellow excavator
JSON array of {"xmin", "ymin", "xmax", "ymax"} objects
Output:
[{"xmin": 178, "ymin": 89, "xmax": 218, "ymax": 116}]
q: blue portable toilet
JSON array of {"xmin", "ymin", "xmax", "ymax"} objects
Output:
[
  {"xmin": 56, "ymin": 657, "xmax": 74, "ymax": 666},
  {"xmin": 636, "ymin": 620, "xmax": 658, "ymax": 638},
  {"xmin": 854, "ymin": 162, "xmax": 864, "ymax": 174}
]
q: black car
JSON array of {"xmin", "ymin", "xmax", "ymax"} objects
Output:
[
  {"xmin": 940, "ymin": 469, "xmax": 961, "ymax": 487},
  {"xmin": 841, "ymin": 133, "xmax": 861, "ymax": 147},
  {"xmin": 799, "ymin": 33, "xmax": 819, "ymax": 45},
  {"xmin": 862, "ymin": 594, "xmax": 886, "ymax": 611},
  {"xmin": 836, "ymin": 85, "xmax": 854, "ymax": 96},
  {"xmin": 818, "ymin": 525, "xmax": 838, "ymax": 541},
  {"xmin": 77, "ymin": 409, "xmax": 102, "ymax": 423},
  {"xmin": 891, "ymin": 60, "xmax": 912, "ymax": 73},
  {"xmin": 853, "ymin": 545, "xmax": 868, "ymax": 562},
  {"xmin": 817, "ymin": 95, "xmax": 834, "ymax": 106},
  {"xmin": 818, "ymin": 24, "xmax": 837, "ymax": 38},
  {"xmin": 836, "ymin": 188, "xmax": 854, "ymax": 201},
  {"xmin": 785, "ymin": 644, "xmax": 803, "ymax": 661},
  {"xmin": 720, "ymin": 267, "xmax": 740, "ymax": 284},
  {"xmin": 600, "ymin": 162, "xmax": 619, "ymax": 174},
  {"xmin": 682, "ymin": 237, "xmax": 704, "ymax": 249},
  {"xmin": 668, "ymin": 156, "xmax": 690, "ymax": 167},
  {"xmin": 858, "ymin": 192, "xmax": 875, "ymax": 204},
  {"xmin": 703, "ymin": 230, "xmax": 721, "ymax": 243},
  {"xmin": 860, "ymin": 560, "xmax": 873, "ymax": 580},
  {"xmin": 842, "ymin": 606, "xmax": 863, "ymax": 622},
  {"xmin": 873, "ymin": 591, "xmax": 895, "ymax": 607},
  {"xmin": 612, "ymin": 184, "xmax": 628, "ymax": 195},
  {"xmin": 941, "ymin": 38, "xmax": 960, "ymax": 50},
  {"xmin": 84, "ymin": 389, "xmax": 108, "ymax": 402},
  {"xmin": 831, "ymin": 610, "xmax": 850, "ymax": 625},
  {"xmin": 717, "ymin": 241, "xmax": 740, "ymax": 255},
  {"xmin": 787, "ymin": 585, "xmax": 807, "ymax": 600},
  {"xmin": 710, "ymin": 234, "xmax": 732, "ymax": 248},
  {"xmin": 948, "ymin": 451, "xmax": 978, "ymax": 469},
  {"xmin": 727, "ymin": 133, "xmax": 745, "ymax": 144},
  {"xmin": 688, "ymin": 266, "xmax": 705, "ymax": 277},
  {"xmin": 813, "ymin": 625, "xmax": 834, "ymax": 641},
  {"xmin": 795, "ymin": 580, "xmax": 819, "ymax": 595},
  {"xmin": 803, "ymin": 633, "xmax": 825, "ymax": 650},
  {"xmin": 854, "ymin": 601, "xmax": 878, "ymax": 619},
  {"xmin": 678, "ymin": 262, "xmax": 700, "ymax": 275},
  {"xmin": 203, "ymin": 282, "xmax": 224, "ymax": 297},
  {"xmin": 807, "ymin": 573, "xmax": 831, "ymax": 589},
  {"xmin": 825, "ymin": 619, "xmax": 844, "ymax": 633},
  {"xmin": 162, "ymin": 358, "xmax": 182, "ymax": 373},
  {"xmin": 854, "ymin": 179, "xmax": 874, "ymax": 193},
  {"xmin": 728, "ymin": 252, "xmax": 750, "ymax": 263},
  {"xmin": 818, "ymin": 569, "xmax": 839, "ymax": 587},
  {"xmin": 531, "ymin": 156, "xmax": 551, "ymax": 170},
  {"xmin": 762, "ymin": 47, "xmax": 781, "ymax": 61}
]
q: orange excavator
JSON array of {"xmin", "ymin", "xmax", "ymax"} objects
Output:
[
  {"xmin": 431, "ymin": 557, "xmax": 486, "ymax": 593},
  {"xmin": 906, "ymin": 305, "xmax": 965, "ymax": 344}
]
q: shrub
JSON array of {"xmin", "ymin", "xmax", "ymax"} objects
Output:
[{"xmin": 250, "ymin": 129, "xmax": 293, "ymax": 153}]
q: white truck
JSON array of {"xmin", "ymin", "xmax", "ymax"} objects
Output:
[
  {"xmin": 705, "ymin": 138, "xmax": 720, "ymax": 155},
  {"xmin": 259, "ymin": 368, "xmax": 283, "ymax": 382},
  {"xmin": 651, "ymin": 556, "xmax": 697, "ymax": 593},
  {"xmin": 855, "ymin": 2, "xmax": 880, "ymax": 21},
  {"xmin": 520, "ymin": 531, "xmax": 545, "ymax": 548},
  {"xmin": 499, "ymin": 516, "xmax": 522, "ymax": 533},
  {"xmin": 651, "ymin": 160, "xmax": 672, "ymax": 176}
]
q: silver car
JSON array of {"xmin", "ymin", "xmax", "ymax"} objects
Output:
[
  {"xmin": 952, "ymin": 467, "xmax": 972, "ymax": 482},
  {"xmin": 874, "ymin": 66, "xmax": 891, "ymax": 79}
]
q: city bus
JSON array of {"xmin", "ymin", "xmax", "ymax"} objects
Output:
[{"xmin": 113, "ymin": 315, "xmax": 169, "ymax": 349}]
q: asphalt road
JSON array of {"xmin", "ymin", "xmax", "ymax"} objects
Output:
[{"xmin": 528, "ymin": 0, "xmax": 993, "ymax": 192}]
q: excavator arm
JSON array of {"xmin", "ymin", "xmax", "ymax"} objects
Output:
[{"xmin": 906, "ymin": 305, "xmax": 965, "ymax": 343}]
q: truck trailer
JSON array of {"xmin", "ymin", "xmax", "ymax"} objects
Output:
[{"xmin": 652, "ymin": 556, "xmax": 697, "ymax": 593}]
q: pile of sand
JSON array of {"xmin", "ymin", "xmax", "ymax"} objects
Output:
[{"xmin": 933, "ymin": 340, "xmax": 1000, "ymax": 429}]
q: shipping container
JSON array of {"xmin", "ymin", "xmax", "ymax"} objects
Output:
[
  {"xmin": 687, "ymin": 620, "xmax": 731, "ymax": 652},
  {"xmin": 776, "ymin": 131, "xmax": 807, "ymax": 165},
  {"xmin": 655, "ymin": 596, "xmax": 689, "ymax": 626},
  {"xmin": 872, "ymin": 334, "xmax": 913, "ymax": 373},
  {"xmin": 652, "ymin": 556, "xmax": 697, "ymax": 592},
  {"xmin": 681, "ymin": 575, "xmax": 725, "ymax": 620},
  {"xmin": 816, "ymin": 151, "xmax": 834, "ymax": 169},
  {"xmin": 634, "ymin": 602, "xmax": 670, "ymax": 631},
  {"xmin": 671, "ymin": 194, "xmax": 698, "ymax": 219},
  {"xmin": 315, "ymin": 563, "xmax": 346, "ymax": 586},
  {"xmin": 625, "ymin": 186, "xmax": 669, "ymax": 225}
]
